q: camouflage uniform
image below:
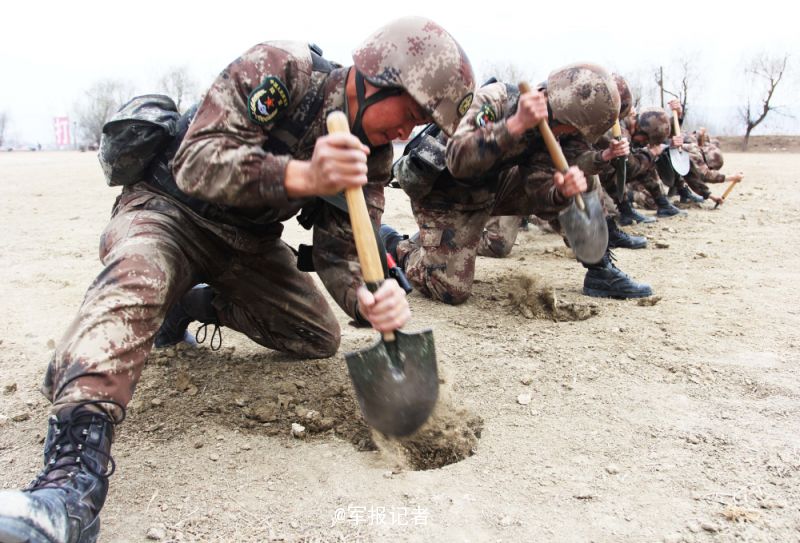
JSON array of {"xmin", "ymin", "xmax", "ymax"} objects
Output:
[
  {"xmin": 681, "ymin": 132, "xmax": 727, "ymax": 199},
  {"xmin": 395, "ymin": 81, "xmax": 600, "ymax": 304},
  {"xmin": 43, "ymin": 41, "xmax": 392, "ymax": 419}
]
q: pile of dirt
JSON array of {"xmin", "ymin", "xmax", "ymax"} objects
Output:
[
  {"xmin": 129, "ymin": 345, "xmax": 377, "ymax": 451},
  {"xmin": 506, "ymin": 273, "xmax": 599, "ymax": 321}
]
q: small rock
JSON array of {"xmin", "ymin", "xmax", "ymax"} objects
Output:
[
  {"xmin": 695, "ymin": 252, "xmax": 708, "ymax": 258},
  {"xmin": 605, "ymin": 464, "xmax": 620, "ymax": 475},
  {"xmin": 234, "ymin": 398, "xmax": 246, "ymax": 407},
  {"xmin": 573, "ymin": 491, "xmax": 595, "ymax": 500},
  {"xmin": 146, "ymin": 525, "xmax": 166, "ymax": 540},
  {"xmin": 700, "ymin": 522, "xmax": 719, "ymax": 533},
  {"xmin": 520, "ymin": 376, "xmax": 533, "ymax": 386},
  {"xmin": 11, "ymin": 413, "xmax": 30, "ymax": 422},
  {"xmin": 289, "ymin": 520, "xmax": 299, "ymax": 529},
  {"xmin": 241, "ymin": 443, "xmax": 251, "ymax": 451},
  {"xmin": 637, "ymin": 296, "xmax": 662, "ymax": 306},
  {"xmin": 655, "ymin": 241, "xmax": 670, "ymax": 249},
  {"xmin": 294, "ymin": 380, "xmax": 307, "ymax": 389},
  {"xmin": 209, "ymin": 454, "xmax": 219, "ymax": 462},
  {"xmin": 150, "ymin": 398, "xmax": 163, "ymax": 407},
  {"xmin": 517, "ymin": 393, "xmax": 532, "ymax": 405},
  {"xmin": 625, "ymin": 352, "xmax": 637, "ymax": 360},
  {"xmin": 193, "ymin": 441, "xmax": 203, "ymax": 449},
  {"xmin": 686, "ymin": 521, "xmax": 701, "ymax": 533},
  {"xmin": 291, "ymin": 423, "xmax": 306, "ymax": 439},
  {"xmin": 3, "ymin": 383, "xmax": 16, "ymax": 394},
  {"xmin": 686, "ymin": 435, "xmax": 701, "ymax": 445}
]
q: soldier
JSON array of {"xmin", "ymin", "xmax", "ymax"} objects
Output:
[
  {"xmin": 679, "ymin": 127, "xmax": 744, "ymax": 205},
  {"xmin": 0, "ymin": 17, "xmax": 475, "ymax": 543},
  {"xmin": 627, "ymin": 105, "xmax": 687, "ymax": 217},
  {"xmin": 382, "ymin": 63, "xmax": 653, "ymax": 305}
]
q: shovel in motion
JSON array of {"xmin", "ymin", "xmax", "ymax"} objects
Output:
[
  {"xmin": 667, "ymin": 108, "xmax": 691, "ymax": 177},
  {"xmin": 714, "ymin": 177, "xmax": 742, "ymax": 209},
  {"xmin": 519, "ymin": 82, "xmax": 608, "ymax": 264},
  {"xmin": 326, "ymin": 111, "xmax": 438, "ymax": 437},
  {"xmin": 611, "ymin": 119, "xmax": 627, "ymax": 199}
]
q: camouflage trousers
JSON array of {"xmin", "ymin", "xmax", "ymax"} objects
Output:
[
  {"xmin": 397, "ymin": 167, "xmax": 571, "ymax": 305},
  {"xmin": 42, "ymin": 189, "xmax": 340, "ymax": 418},
  {"xmin": 478, "ymin": 216, "xmax": 524, "ymax": 258}
]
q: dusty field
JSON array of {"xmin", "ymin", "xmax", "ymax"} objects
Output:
[{"xmin": 1, "ymin": 150, "xmax": 799, "ymax": 543}]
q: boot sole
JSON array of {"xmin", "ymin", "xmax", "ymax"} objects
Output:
[
  {"xmin": 608, "ymin": 242, "xmax": 647, "ymax": 250},
  {"xmin": 583, "ymin": 287, "xmax": 653, "ymax": 299}
]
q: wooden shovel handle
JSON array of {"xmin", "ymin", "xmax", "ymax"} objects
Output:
[
  {"xmin": 720, "ymin": 178, "xmax": 740, "ymax": 200},
  {"xmin": 326, "ymin": 111, "xmax": 394, "ymax": 341},
  {"xmin": 518, "ymin": 82, "xmax": 585, "ymax": 211},
  {"xmin": 611, "ymin": 119, "xmax": 622, "ymax": 139},
  {"xmin": 672, "ymin": 110, "xmax": 682, "ymax": 139}
]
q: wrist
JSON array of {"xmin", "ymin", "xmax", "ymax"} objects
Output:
[
  {"xmin": 506, "ymin": 115, "xmax": 524, "ymax": 137},
  {"xmin": 284, "ymin": 159, "xmax": 312, "ymax": 198}
]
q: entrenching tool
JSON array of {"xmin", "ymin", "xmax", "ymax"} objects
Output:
[
  {"xmin": 612, "ymin": 119, "xmax": 627, "ymax": 198},
  {"xmin": 519, "ymin": 82, "xmax": 608, "ymax": 264},
  {"xmin": 326, "ymin": 111, "xmax": 438, "ymax": 437},
  {"xmin": 714, "ymin": 177, "xmax": 741, "ymax": 209},
  {"xmin": 667, "ymin": 108, "xmax": 691, "ymax": 177}
]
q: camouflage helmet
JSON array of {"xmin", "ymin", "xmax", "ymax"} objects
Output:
[
  {"xmin": 636, "ymin": 107, "xmax": 671, "ymax": 144},
  {"xmin": 352, "ymin": 16, "xmax": 475, "ymax": 136},
  {"xmin": 612, "ymin": 73, "xmax": 633, "ymax": 119},
  {"xmin": 546, "ymin": 63, "xmax": 620, "ymax": 143},
  {"xmin": 703, "ymin": 144, "xmax": 724, "ymax": 170}
]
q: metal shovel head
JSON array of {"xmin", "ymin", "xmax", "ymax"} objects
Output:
[
  {"xmin": 668, "ymin": 146, "xmax": 691, "ymax": 176},
  {"xmin": 656, "ymin": 153, "xmax": 676, "ymax": 187},
  {"xmin": 558, "ymin": 188, "xmax": 608, "ymax": 264},
  {"xmin": 345, "ymin": 329, "xmax": 438, "ymax": 437}
]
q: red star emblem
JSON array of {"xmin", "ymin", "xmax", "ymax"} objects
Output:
[{"xmin": 265, "ymin": 97, "xmax": 275, "ymax": 109}]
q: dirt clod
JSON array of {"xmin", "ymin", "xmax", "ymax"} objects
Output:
[{"xmin": 507, "ymin": 274, "xmax": 599, "ymax": 321}]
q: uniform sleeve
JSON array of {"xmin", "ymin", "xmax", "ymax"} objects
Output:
[
  {"xmin": 445, "ymin": 83, "xmax": 522, "ymax": 179},
  {"xmin": 688, "ymin": 143, "xmax": 726, "ymax": 184},
  {"xmin": 311, "ymin": 146, "xmax": 392, "ymax": 323},
  {"xmin": 569, "ymin": 135, "xmax": 613, "ymax": 177},
  {"xmin": 172, "ymin": 43, "xmax": 311, "ymax": 208}
]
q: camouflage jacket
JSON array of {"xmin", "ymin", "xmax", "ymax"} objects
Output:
[
  {"xmin": 594, "ymin": 123, "xmax": 659, "ymax": 182},
  {"xmin": 682, "ymin": 133, "xmax": 726, "ymax": 185},
  {"xmin": 400, "ymin": 82, "xmax": 593, "ymax": 211},
  {"xmin": 171, "ymin": 41, "xmax": 392, "ymax": 321}
]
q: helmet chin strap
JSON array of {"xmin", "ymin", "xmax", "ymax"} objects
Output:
[{"xmin": 349, "ymin": 70, "xmax": 403, "ymax": 146}]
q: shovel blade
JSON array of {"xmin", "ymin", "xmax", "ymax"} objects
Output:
[
  {"xmin": 558, "ymin": 188, "xmax": 608, "ymax": 264},
  {"xmin": 668, "ymin": 146, "xmax": 691, "ymax": 176},
  {"xmin": 345, "ymin": 329, "xmax": 438, "ymax": 437}
]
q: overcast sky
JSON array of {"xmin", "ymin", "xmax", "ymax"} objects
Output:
[{"xmin": 2, "ymin": 0, "xmax": 798, "ymax": 145}]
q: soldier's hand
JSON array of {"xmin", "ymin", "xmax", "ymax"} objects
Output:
[
  {"xmin": 648, "ymin": 143, "xmax": 666, "ymax": 157},
  {"xmin": 670, "ymin": 135, "xmax": 684, "ymax": 148},
  {"xmin": 554, "ymin": 166, "xmax": 587, "ymax": 198},
  {"xmin": 286, "ymin": 134, "xmax": 370, "ymax": 197},
  {"xmin": 357, "ymin": 279, "xmax": 411, "ymax": 333},
  {"xmin": 728, "ymin": 172, "xmax": 744, "ymax": 183},
  {"xmin": 709, "ymin": 195, "xmax": 724, "ymax": 205},
  {"xmin": 507, "ymin": 90, "xmax": 548, "ymax": 136},
  {"xmin": 602, "ymin": 138, "xmax": 629, "ymax": 161},
  {"xmin": 668, "ymin": 99, "xmax": 683, "ymax": 117}
]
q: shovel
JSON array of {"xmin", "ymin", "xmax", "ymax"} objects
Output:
[
  {"xmin": 326, "ymin": 111, "xmax": 438, "ymax": 437},
  {"xmin": 611, "ymin": 119, "xmax": 627, "ymax": 198},
  {"xmin": 714, "ymin": 177, "xmax": 741, "ymax": 209},
  {"xmin": 519, "ymin": 82, "xmax": 608, "ymax": 264},
  {"xmin": 667, "ymin": 109, "xmax": 691, "ymax": 177}
]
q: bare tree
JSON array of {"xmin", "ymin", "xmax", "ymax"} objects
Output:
[
  {"xmin": 738, "ymin": 53, "xmax": 790, "ymax": 149},
  {"xmin": 74, "ymin": 79, "xmax": 134, "ymax": 147},
  {"xmin": 0, "ymin": 112, "xmax": 7, "ymax": 148},
  {"xmin": 624, "ymin": 67, "xmax": 658, "ymax": 110},
  {"xmin": 157, "ymin": 66, "xmax": 199, "ymax": 113},
  {"xmin": 655, "ymin": 56, "xmax": 699, "ymax": 121}
]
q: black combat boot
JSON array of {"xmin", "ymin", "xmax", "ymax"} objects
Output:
[
  {"xmin": 582, "ymin": 250, "xmax": 653, "ymax": 299},
  {"xmin": 0, "ymin": 401, "xmax": 123, "ymax": 543},
  {"xmin": 617, "ymin": 198, "xmax": 656, "ymax": 225},
  {"xmin": 655, "ymin": 195, "xmax": 687, "ymax": 218},
  {"xmin": 379, "ymin": 224, "xmax": 408, "ymax": 264},
  {"xmin": 606, "ymin": 217, "xmax": 647, "ymax": 249},
  {"xmin": 154, "ymin": 284, "xmax": 221, "ymax": 349},
  {"xmin": 678, "ymin": 185, "xmax": 705, "ymax": 204}
]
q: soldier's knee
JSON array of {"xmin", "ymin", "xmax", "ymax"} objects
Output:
[{"xmin": 431, "ymin": 286, "xmax": 471, "ymax": 305}]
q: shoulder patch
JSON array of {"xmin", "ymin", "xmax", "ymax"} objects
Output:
[
  {"xmin": 457, "ymin": 92, "xmax": 474, "ymax": 117},
  {"xmin": 248, "ymin": 76, "xmax": 290, "ymax": 125},
  {"xmin": 475, "ymin": 104, "xmax": 496, "ymax": 127}
]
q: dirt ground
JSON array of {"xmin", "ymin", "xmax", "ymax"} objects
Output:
[{"xmin": 1, "ymin": 149, "xmax": 799, "ymax": 543}]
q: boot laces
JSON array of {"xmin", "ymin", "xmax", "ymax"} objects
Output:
[
  {"xmin": 196, "ymin": 323, "xmax": 222, "ymax": 351},
  {"xmin": 28, "ymin": 400, "xmax": 125, "ymax": 490}
]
